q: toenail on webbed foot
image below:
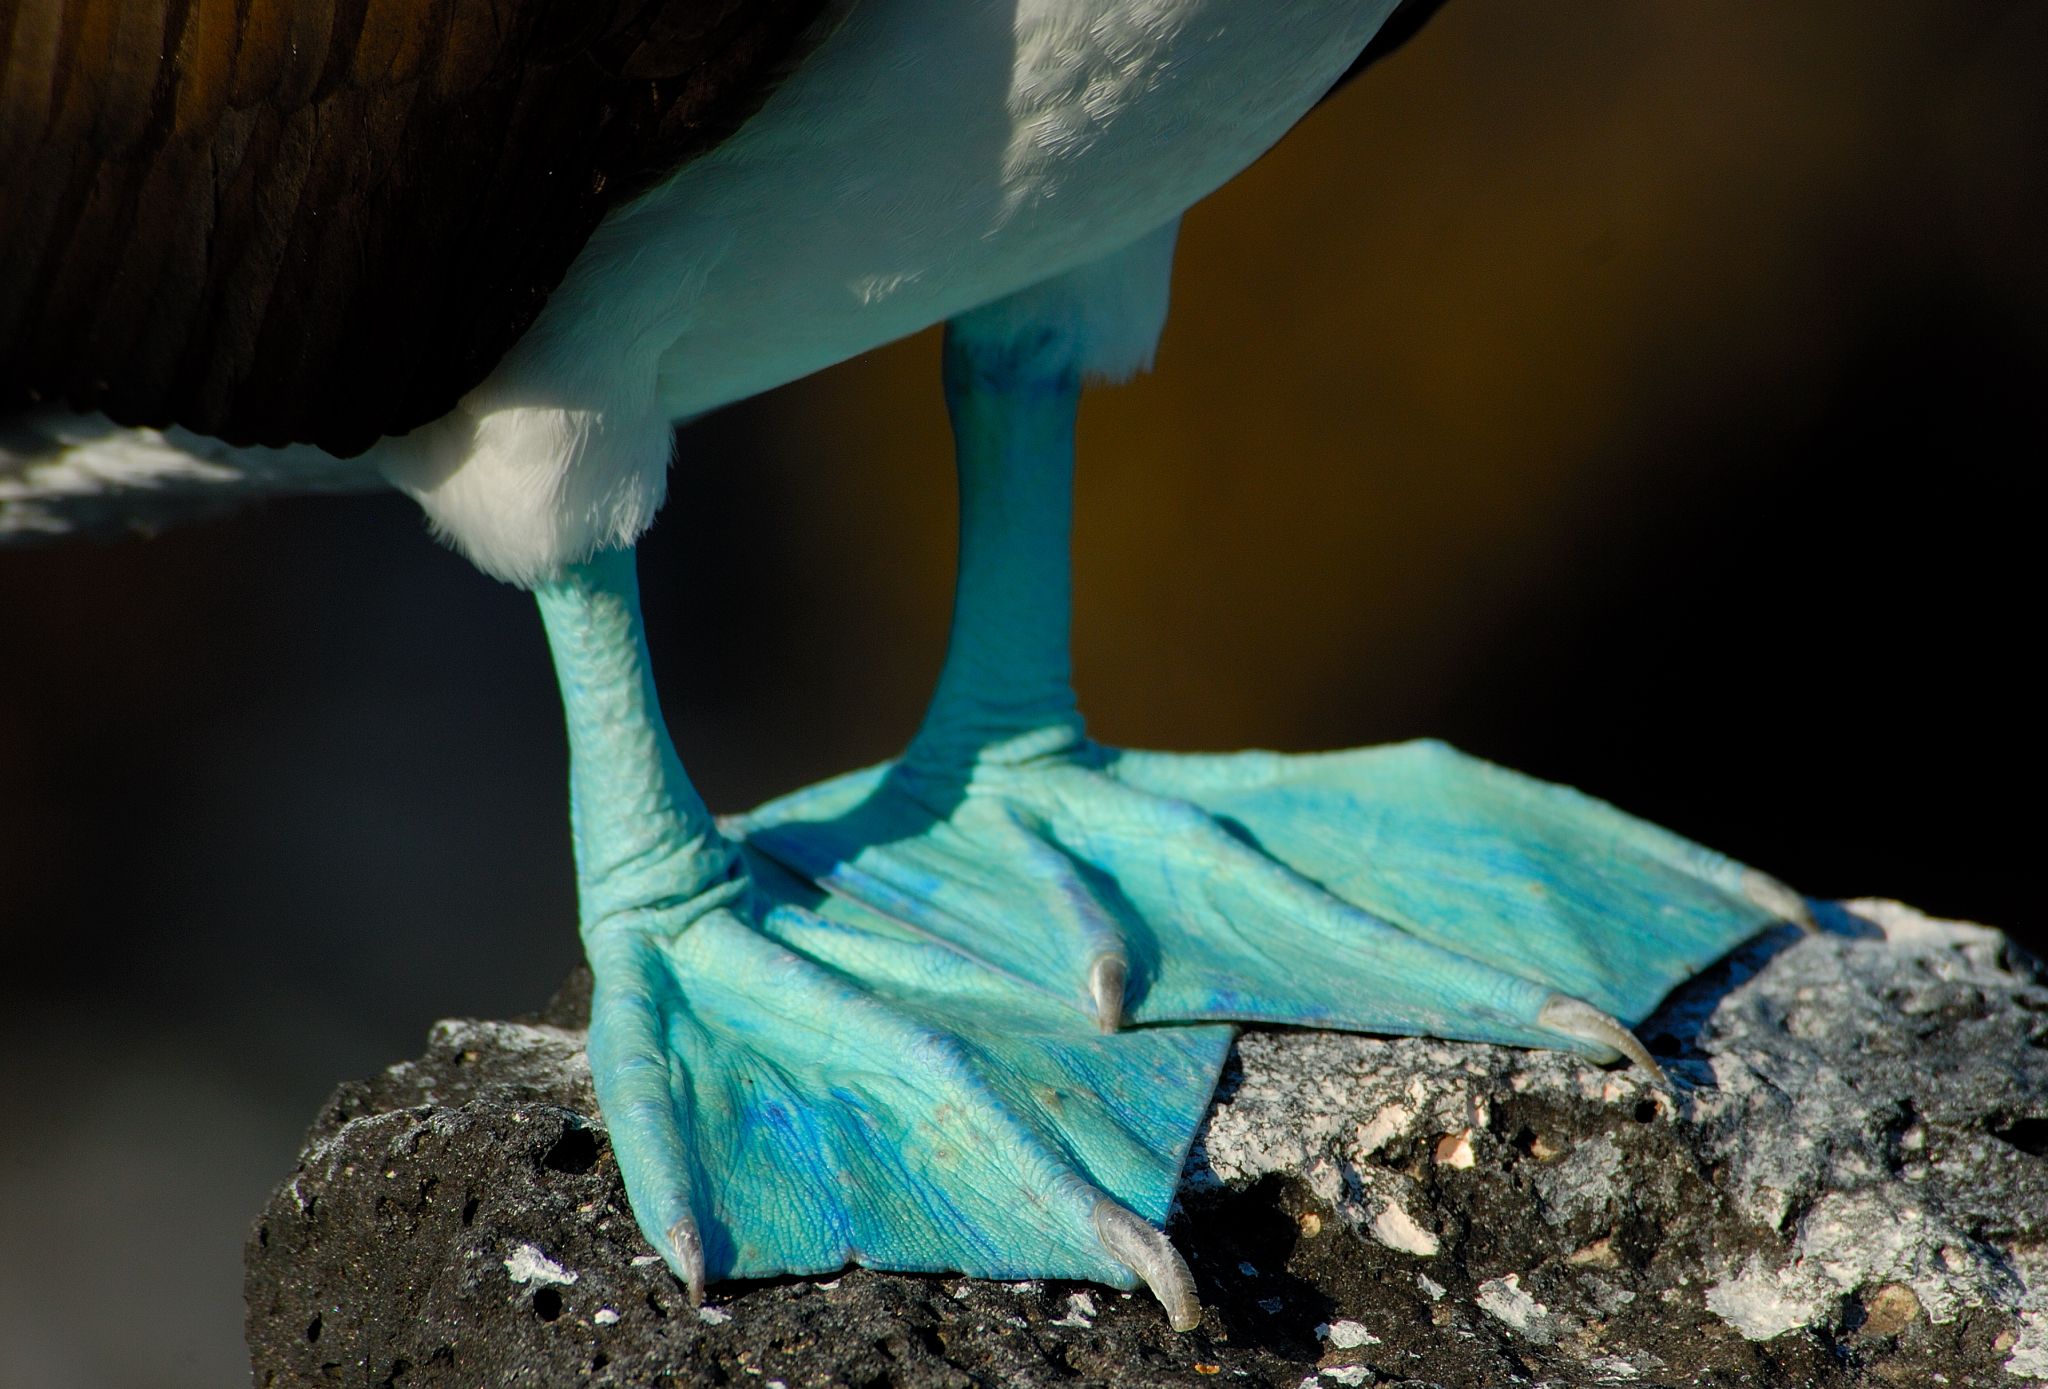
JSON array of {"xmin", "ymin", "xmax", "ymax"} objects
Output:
[
  {"xmin": 1537, "ymin": 994, "xmax": 1669, "ymax": 1087},
  {"xmin": 1742, "ymin": 868, "xmax": 1818, "ymax": 933},
  {"xmin": 1093, "ymin": 1197, "xmax": 1201, "ymax": 1331},
  {"xmin": 1090, "ymin": 953, "xmax": 1128, "ymax": 1033},
  {"xmin": 668, "ymin": 1214, "xmax": 706, "ymax": 1306}
]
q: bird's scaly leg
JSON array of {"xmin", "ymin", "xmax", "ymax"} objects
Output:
[
  {"xmin": 535, "ymin": 549, "xmax": 1216, "ymax": 1325},
  {"xmin": 536, "ymin": 550, "xmax": 737, "ymax": 1304}
]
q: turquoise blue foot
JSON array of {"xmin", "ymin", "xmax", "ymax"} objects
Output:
[
  {"xmin": 539, "ymin": 552, "xmax": 1219, "ymax": 1328},
  {"xmin": 539, "ymin": 552, "xmax": 1803, "ymax": 1328},
  {"xmin": 583, "ymin": 896, "xmax": 1227, "ymax": 1322},
  {"xmin": 531, "ymin": 255, "xmax": 1814, "ymax": 1321},
  {"xmin": 728, "ymin": 732, "xmax": 1806, "ymax": 1057}
]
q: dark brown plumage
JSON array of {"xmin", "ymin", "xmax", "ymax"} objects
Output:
[{"xmin": 0, "ymin": 0, "xmax": 831, "ymax": 455}]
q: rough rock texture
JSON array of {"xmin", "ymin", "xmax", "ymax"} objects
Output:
[{"xmin": 246, "ymin": 902, "xmax": 2048, "ymax": 1388}]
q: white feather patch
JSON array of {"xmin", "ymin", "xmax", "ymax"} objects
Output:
[
  {"xmin": 1, "ymin": 410, "xmax": 379, "ymax": 540},
  {"xmin": 387, "ymin": 0, "xmax": 1391, "ymax": 585}
]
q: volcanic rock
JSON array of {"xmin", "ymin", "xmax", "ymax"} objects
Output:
[{"xmin": 245, "ymin": 900, "xmax": 2048, "ymax": 1387}]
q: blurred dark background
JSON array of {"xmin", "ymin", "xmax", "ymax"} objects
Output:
[{"xmin": 1, "ymin": 2, "xmax": 2041, "ymax": 1383}]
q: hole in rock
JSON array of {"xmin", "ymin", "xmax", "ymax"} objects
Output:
[
  {"xmin": 462, "ymin": 1196, "xmax": 479, "ymax": 1226},
  {"xmin": 1634, "ymin": 1100, "xmax": 1658, "ymax": 1123},
  {"xmin": 305, "ymin": 1314, "xmax": 322, "ymax": 1343},
  {"xmin": 1176, "ymin": 1175, "xmax": 1336, "ymax": 1353},
  {"xmin": 592, "ymin": 1353, "xmax": 609, "ymax": 1372},
  {"xmin": 543, "ymin": 1127, "xmax": 601, "ymax": 1174},
  {"xmin": 534, "ymin": 1288, "xmax": 564, "ymax": 1321},
  {"xmin": 1993, "ymin": 1117, "xmax": 2048, "ymax": 1157}
]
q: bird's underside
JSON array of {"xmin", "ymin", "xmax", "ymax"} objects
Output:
[
  {"xmin": 0, "ymin": 0, "xmax": 832, "ymax": 454},
  {"xmin": 0, "ymin": 0, "xmax": 1451, "ymax": 544},
  {"xmin": 2, "ymin": 0, "xmax": 1818, "ymax": 1332}
]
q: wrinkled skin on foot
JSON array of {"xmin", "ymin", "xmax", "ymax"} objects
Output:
[
  {"xmin": 733, "ymin": 731, "xmax": 1790, "ymax": 1059},
  {"xmin": 585, "ymin": 724, "xmax": 1790, "ymax": 1317},
  {"xmin": 582, "ymin": 891, "xmax": 1223, "ymax": 1315}
]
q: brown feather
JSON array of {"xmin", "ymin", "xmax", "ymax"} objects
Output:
[
  {"xmin": 170, "ymin": 0, "xmax": 236, "ymax": 137},
  {"xmin": 47, "ymin": 0, "xmax": 123, "ymax": 146},
  {"xmin": 228, "ymin": 0, "xmax": 291, "ymax": 108},
  {"xmin": 428, "ymin": 0, "xmax": 506, "ymax": 101},
  {"xmin": 271, "ymin": 0, "xmax": 333, "ymax": 109},
  {"xmin": 0, "ymin": 0, "xmax": 62, "ymax": 175},
  {"xmin": 2, "ymin": 0, "xmax": 833, "ymax": 452},
  {"xmin": 85, "ymin": 127, "xmax": 209, "ymax": 382},
  {"xmin": 94, "ymin": 0, "xmax": 172, "ymax": 153},
  {"xmin": 0, "ymin": 146, "xmax": 77, "ymax": 351},
  {"xmin": 350, "ymin": 0, "xmax": 436, "ymax": 87},
  {"xmin": 30, "ymin": 151, "xmax": 136, "ymax": 386},
  {"xmin": 101, "ymin": 110, "xmax": 233, "ymax": 416},
  {"xmin": 174, "ymin": 100, "xmax": 317, "ymax": 424}
]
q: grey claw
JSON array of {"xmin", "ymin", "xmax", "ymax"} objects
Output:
[
  {"xmin": 1537, "ymin": 993, "xmax": 1668, "ymax": 1087},
  {"xmin": 668, "ymin": 1214, "xmax": 706, "ymax": 1306},
  {"xmin": 1093, "ymin": 1198, "xmax": 1201, "ymax": 1331},
  {"xmin": 1742, "ymin": 869, "xmax": 1818, "ymax": 933},
  {"xmin": 1090, "ymin": 953, "xmax": 1128, "ymax": 1034}
]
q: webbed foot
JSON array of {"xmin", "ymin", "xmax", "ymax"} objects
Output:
[
  {"xmin": 731, "ymin": 733, "xmax": 1802, "ymax": 1071},
  {"xmin": 533, "ymin": 249, "xmax": 1812, "ymax": 1313},
  {"xmin": 539, "ymin": 549, "xmax": 1218, "ymax": 1326},
  {"xmin": 584, "ymin": 897, "xmax": 1219, "ymax": 1327}
]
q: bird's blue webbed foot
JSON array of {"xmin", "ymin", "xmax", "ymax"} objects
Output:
[
  {"xmin": 537, "ymin": 232, "xmax": 1812, "ymax": 1317},
  {"xmin": 538, "ymin": 549, "xmax": 1218, "ymax": 1327},
  {"xmin": 726, "ymin": 265, "xmax": 1808, "ymax": 1074},
  {"xmin": 730, "ymin": 730, "xmax": 1805, "ymax": 1064}
]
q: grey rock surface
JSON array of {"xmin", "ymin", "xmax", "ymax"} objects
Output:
[{"xmin": 245, "ymin": 901, "xmax": 2048, "ymax": 1387}]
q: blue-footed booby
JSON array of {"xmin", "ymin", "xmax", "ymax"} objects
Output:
[{"xmin": 0, "ymin": 0, "xmax": 1804, "ymax": 1326}]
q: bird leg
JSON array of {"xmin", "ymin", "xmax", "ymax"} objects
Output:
[
  {"xmin": 900, "ymin": 313, "xmax": 1087, "ymax": 775},
  {"xmin": 534, "ymin": 547, "xmax": 1218, "ymax": 1325},
  {"xmin": 737, "ymin": 279, "xmax": 1810, "ymax": 1073},
  {"xmin": 537, "ymin": 547, "xmax": 742, "ymax": 944},
  {"xmin": 539, "ymin": 239, "xmax": 1809, "ymax": 1310}
]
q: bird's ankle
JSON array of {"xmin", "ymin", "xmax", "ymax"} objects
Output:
[
  {"xmin": 901, "ymin": 719, "xmax": 1091, "ymax": 780},
  {"xmin": 577, "ymin": 839, "xmax": 751, "ymax": 947}
]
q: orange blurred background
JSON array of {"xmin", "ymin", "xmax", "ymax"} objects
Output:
[
  {"xmin": 0, "ymin": 3, "xmax": 2041, "ymax": 1382},
  {"xmin": 644, "ymin": 0, "xmax": 2042, "ymax": 917}
]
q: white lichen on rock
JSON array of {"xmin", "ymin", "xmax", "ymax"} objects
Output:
[
  {"xmin": 1532, "ymin": 1131, "xmax": 1624, "ymax": 1228},
  {"xmin": 1476, "ymin": 1272, "xmax": 1572, "ymax": 1345},
  {"xmin": 1692, "ymin": 903, "xmax": 2042, "ymax": 1340},
  {"xmin": 503, "ymin": 1243, "xmax": 578, "ymax": 1287},
  {"xmin": 1315, "ymin": 1319, "xmax": 1378, "ymax": 1348},
  {"xmin": 2006, "ymin": 1246, "xmax": 2048, "ymax": 1378},
  {"xmin": 411, "ymin": 1020, "xmax": 596, "ymax": 1113}
]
